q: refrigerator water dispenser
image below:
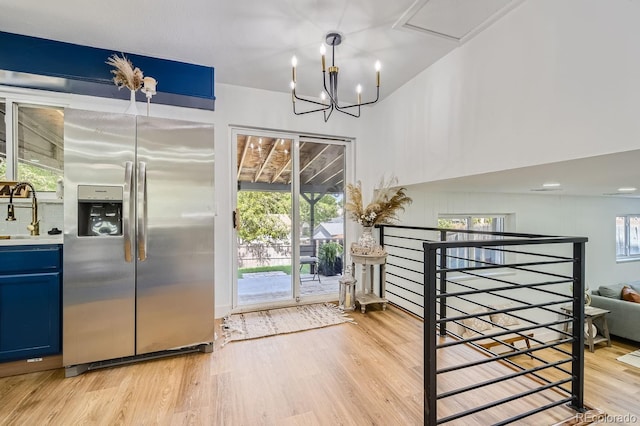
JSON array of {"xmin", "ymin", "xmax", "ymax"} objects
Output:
[{"xmin": 77, "ymin": 185, "xmax": 123, "ymax": 237}]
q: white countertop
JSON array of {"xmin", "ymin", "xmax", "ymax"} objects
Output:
[{"xmin": 0, "ymin": 235, "xmax": 63, "ymax": 246}]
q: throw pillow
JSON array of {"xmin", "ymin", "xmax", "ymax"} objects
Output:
[
  {"xmin": 622, "ymin": 286, "xmax": 640, "ymax": 303},
  {"xmin": 462, "ymin": 307, "xmax": 492, "ymax": 335},
  {"xmin": 490, "ymin": 312, "xmax": 518, "ymax": 327},
  {"xmin": 598, "ymin": 284, "xmax": 626, "ymax": 299}
]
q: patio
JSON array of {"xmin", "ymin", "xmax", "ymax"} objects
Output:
[{"xmin": 237, "ymin": 271, "xmax": 341, "ymax": 305}]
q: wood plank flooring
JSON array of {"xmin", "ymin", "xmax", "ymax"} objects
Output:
[{"xmin": 0, "ymin": 305, "xmax": 638, "ymax": 425}]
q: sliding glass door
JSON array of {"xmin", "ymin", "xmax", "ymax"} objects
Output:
[{"xmin": 233, "ymin": 130, "xmax": 349, "ymax": 309}]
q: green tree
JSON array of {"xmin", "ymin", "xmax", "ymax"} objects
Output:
[
  {"xmin": 237, "ymin": 191, "xmax": 291, "ymax": 243},
  {"xmin": 299, "ymin": 193, "xmax": 340, "ymax": 237}
]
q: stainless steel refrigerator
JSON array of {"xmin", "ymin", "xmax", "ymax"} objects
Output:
[{"xmin": 63, "ymin": 109, "xmax": 214, "ymax": 376}]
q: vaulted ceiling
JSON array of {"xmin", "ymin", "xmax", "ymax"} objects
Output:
[{"xmin": 0, "ymin": 0, "xmax": 524, "ymax": 101}]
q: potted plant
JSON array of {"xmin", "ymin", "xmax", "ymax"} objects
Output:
[{"xmin": 318, "ymin": 241, "xmax": 343, "ymax": 276}]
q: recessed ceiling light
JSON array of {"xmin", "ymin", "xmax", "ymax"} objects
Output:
[
  {"xmin": 542, "ymin": 182, "xmax": 561, "ymax": 188},
  {"xmin": 617, "ymin": 187, "xmax": 637, "ymax": 192}
]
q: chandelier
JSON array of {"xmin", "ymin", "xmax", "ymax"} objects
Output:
[{"xmin": 290, "ymin": 32, "xmax": 380, "ymax": 122}]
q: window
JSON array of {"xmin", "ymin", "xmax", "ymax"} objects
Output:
[
  {"xmin": 0, "ymin": 101, "xmax": 6, "ymax": 180},
  {"xmin": 616, "ymin": 215, "xmax": 640, "ymax": 260},
  {"xmin": 438, "ymin": 215, "xmax": 506, "ymax": 269},
  {"xmin": 0, "ymin": 100, "xmax": 63, "ymax": 192}
]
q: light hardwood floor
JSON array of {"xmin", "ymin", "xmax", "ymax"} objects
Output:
[{"xmin": 0, "ymin": 306, "xmax": 638, "ymax": 425}]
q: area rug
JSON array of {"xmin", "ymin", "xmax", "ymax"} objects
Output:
[
  {"xmin": 617, "ymin": 349, "xmax": 640, "ymax": 368},
  {"xmin": 222, "ymin": 303, "xmax": 354, "ymax": 344}
]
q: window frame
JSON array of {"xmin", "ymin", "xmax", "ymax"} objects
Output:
[
  {"xmin": 1, "ymin": 98, "xmax": 64, "ymax": 195},
  {"xmin": 616, "ymin": 215, "xmax": 640, "ymax": 262},
  {"xmin": 437, "ymin": 214, "xmax": 509, "ymax": 271}
]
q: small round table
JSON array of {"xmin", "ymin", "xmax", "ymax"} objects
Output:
[{"xmin": 351, "ymin": 253, "xmax": 387, "ymax": 313}]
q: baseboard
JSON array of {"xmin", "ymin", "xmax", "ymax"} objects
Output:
[{"xmin": 0, "ymin": 354, "xmax": 62, "ymax": 378}]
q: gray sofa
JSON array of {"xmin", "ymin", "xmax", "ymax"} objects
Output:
[{"xmin": 590, "ymin": 282, "xmax": 640, "ymax": 342}]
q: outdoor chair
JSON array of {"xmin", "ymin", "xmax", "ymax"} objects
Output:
[{"xmin": 300, "ymin": 244, "xmax": 320, "ymax": 284}]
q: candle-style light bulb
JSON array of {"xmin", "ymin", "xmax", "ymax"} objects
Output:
[
  {"xmin": 320, "ymin": 44, "xmax": 326, "ymax": 71},
  {"xmin": 375, "ymin": 61, "xmax": 381, "ymax": 87},
  {"xmin": 320, "ymin": 91, "xmax": 326, "ymax": 104},
  {"xmin": 290, "ymin": 81, "xmax": 295, "ymax": 90},
  {"xmin": 291, "ymin": 56, "xmax": 297, "ymax": 83},
  {"xmin": 356, "ymin": 84, "xmax": 362, "ymax": 104}
]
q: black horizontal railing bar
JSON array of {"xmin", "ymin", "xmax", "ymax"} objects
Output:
[
  {"xmin": 438, "ymin": 301, "xmax": 575, "ymax": 363},
  {"xmin": 382, "ymin": 233, "xmax": 438, "ymax": 243},
  {"xmin": 436, "ymin": 338, "xmax": 574, "ymax": 375},
  {"xmin": 385, "ymin": 289, "xmax": 423, "ymax": 309},
  {"xmin": 449, "ymin": 269, "xmax": 574, "ymax": 299},
  {"xmin": 492, "ymin": 397, "xmax": 574, "ymax": 426},
  {"xmin": 386, "ymin": 271, "xmax": 424, "ymax": 288},
  {"xmin": 385, "ymin": 279, "xmax": 423, "ymax": 298},
  {"xmin": 424, "ymin": 235, "xmax": 587, "ymax": 250},
  {"xmin": 490, "ymin": 245, "xmax": 575, "ymax": 261},
  {"xmin": 387, "ymin": 264, "xmax": 424, "ymax": 278},
  {"xmin": 386, "ymin": 253, "xmax": 423, "ymax": 267},
  {"xmin": 448, "ymin": 243, "xmax": 576, "ymax": 262},
  {"xmin": 437, "ymin": 357, "xmax": 572, "ymax": 400},
  {"xmin": 437, "ymin": 318, "xmax": 572, "ymax": 351},
  {"xmin": 437, "ymin": 256, "xmax": 575, "ymax": 275},
  {"xmin": 437, "ymin": 300, "xmax": 569, "ymax": 325},
  {"xmin": 436, "ymin": 377, "xmax": 573, "ymax": 425},
  {"xmin": 437, "ymin": 278, "xmax": 573, "ymax": 300},
  {"xmin": 442, "ymin": 290, "xmax": 572, "ymax": 324},
  {"xmin": 438, "ymin": 301, "xmax": 575, "ymax": 358},
  {"xmin": 379, "ymin": 224, "xmax": 555, "ymax": 239},
  {"xmin": 387, "ymin": 257, "xmax": 424, "ymax": 276},
  {"xmin": 440, "ymin": 326, "xmax": 574, "ymax": 381},
  {"xmin": 383, "ymin": 242, "xmax": 425, "ymax": 253}
]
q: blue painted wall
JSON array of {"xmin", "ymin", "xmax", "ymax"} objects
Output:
[{"xmin": 0, "ymin": 31, "xmax": 215, "ymax": 110}]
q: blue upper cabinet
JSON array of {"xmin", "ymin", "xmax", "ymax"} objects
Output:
[{"xmin": 0, "ymin": 31, "xmax": 215, "ymax": 111}]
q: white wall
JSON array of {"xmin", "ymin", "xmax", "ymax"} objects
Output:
[
  {"xmin": 397, "ymin": 186, "xmax": 640, "ymax": 341},
  {"xmin": 360, "ymin": 0, "xmax": 640, "ymax": 188},
  {"xmin": 1, "ymin": 82, "xmax": 362, "ymax": 318},
  {"xmin": 403, "ymin": 187, "xmax": 640, "ymax": 287}
]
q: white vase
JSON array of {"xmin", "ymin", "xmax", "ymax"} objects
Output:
[
  {"xmin": 358, "ymin": 226, "xmax": 376, "ymax": 249},
  {"xmin": 125, "ymin": 90, "xmax": 138, "ymax": 115}
]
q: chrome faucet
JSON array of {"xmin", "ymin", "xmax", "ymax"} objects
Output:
[{"xmin": 6, "ymin": 182, "xmax": 40, "ymax": 236}]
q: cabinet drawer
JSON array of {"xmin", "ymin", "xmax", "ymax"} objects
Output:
[{"xmin": 0, "ymin": 245, "xmax": 61, "ymax": 274}]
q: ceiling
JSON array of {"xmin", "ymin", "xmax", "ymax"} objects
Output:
[
  {"xmin": 2, "ymin": 0, "xmax": 638, "ymax": 200},
  {"xmin": 415, "ymin": 149, "xmax": 640, "ymax": 199},
  {"xmin": 236, "ymin": 134, "xmax": 344, "ymax": 193},
  {"xmin": 0, "ymin": 0, "xmax": 523, "ymax": 101}
]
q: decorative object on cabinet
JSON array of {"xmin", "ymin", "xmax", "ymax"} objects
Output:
[
  {"xmin": 106, "ymin": 53, "xmax": 144, "ymax": 114},
  {"xmin": 345, "ymin": 175, "xmax": 412, "ymax": 255}
]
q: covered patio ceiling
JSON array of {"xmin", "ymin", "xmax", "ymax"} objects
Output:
[{"xmin": 236, "ymin": 135, "xmax": 344, "ymax": 194}]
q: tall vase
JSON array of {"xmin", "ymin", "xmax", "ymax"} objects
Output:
[
  {"xmin": 358, "ymin": 226, "xmax": 376, "ymax": 250},
  {"xmin": 125, "ymin": 90, "xmax": 138, "ymax": 115}
]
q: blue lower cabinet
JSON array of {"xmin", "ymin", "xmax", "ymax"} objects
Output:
[{"xmin": 0, "ymin": 245, "xmax": 62, "ymax": 363}]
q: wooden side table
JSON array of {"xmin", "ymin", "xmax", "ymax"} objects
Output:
[
  {"xmin": 351, "ymin": 253, "xmax": 387, "ymax": 313},
  {"xmin": 562, "ymin": 306, "xmax": 612, "ymax": 352}
]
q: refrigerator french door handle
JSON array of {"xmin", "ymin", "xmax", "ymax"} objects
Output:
[
  {"xmin": 123, "ymin": 161, "xmax": 134, "ymax": 262},
  {"xmin": 137, "ymin": 161, "xmax": 148, "ymax": 261}
]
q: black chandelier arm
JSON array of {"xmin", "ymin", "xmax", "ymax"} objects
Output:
[
  {"xmin": 323, "ymin": 104, "xmax": 335, "ymax": 122},
  {"xmin": 292, "ymin": 89, "xmax": 332, "ymax": 115},
  {"xmin": 332, "ymin": 86, "xmax": 380, "ymax": 113}
]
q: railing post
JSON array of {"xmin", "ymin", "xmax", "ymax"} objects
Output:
[
  {"xmin": 424, "ymin": 241, "xmax": 438, "ymax": 425},
  {"xmin": 439, "ymin": 230, "xmax": 447, "ymax": 336},
  {"xmin": 570, "ymin": 241, "xmax": 586, "ymax": 412}
]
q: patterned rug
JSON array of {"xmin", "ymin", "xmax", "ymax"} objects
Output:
[
  {"xmin": 222, "ymin": 303, "xmax": 354, "ymax": 344},
  {"xmin": 617, "ymin": 349, "xmax": 640, "ymax": 368}
]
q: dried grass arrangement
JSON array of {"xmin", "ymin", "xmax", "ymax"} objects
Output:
[
  {"xmin": 345, "ymin": 176, "xmax": 412, "ymax": 227},
  {"xmin": 106, "ymin": 53, "xmax": 144, "ymax": 91}
]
